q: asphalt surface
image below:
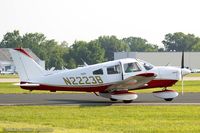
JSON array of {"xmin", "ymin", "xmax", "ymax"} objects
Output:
[{"xmin": 0, "ymin": 93, "xmax": 200, "ymax": 106}]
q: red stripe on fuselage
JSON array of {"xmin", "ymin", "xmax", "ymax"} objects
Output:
[
  {"xmin": 140, "ymin": 79, "xmax": 178, "ymax": 89},
  {"xmin": 20, "ymin": 79, "xmax": 178, "ymax": 92},
  {"xmin": 20, "ymin": 83, "xmax": 112, "ymax": 92}
]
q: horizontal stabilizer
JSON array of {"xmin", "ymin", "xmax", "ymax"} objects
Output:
[{"xmin": 13, "ymin": 83, "xmax": 40, "ymax": 87}]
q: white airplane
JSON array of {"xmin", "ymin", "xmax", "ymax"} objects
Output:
[{"xmin": 10, "ymin": 48, "xmax": 191, "ymax": 103}]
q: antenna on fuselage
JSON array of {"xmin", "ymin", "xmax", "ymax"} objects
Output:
[{"xmin": 81, "ymin": 58, "xmax": 88, "ymax": 66}]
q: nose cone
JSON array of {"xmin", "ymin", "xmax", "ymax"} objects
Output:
[{"xmin": 181, "ymin": 68, "xmax": 191, "ymax": 76}]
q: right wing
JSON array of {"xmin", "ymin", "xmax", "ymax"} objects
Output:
[{"xmin": 106, "ymin": 73, "xmax": 157, "ymax": 92}]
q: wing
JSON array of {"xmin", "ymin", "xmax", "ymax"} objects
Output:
[{"xmin": 106, "ymin": 73, "xmax": 157, "ymax": 92}]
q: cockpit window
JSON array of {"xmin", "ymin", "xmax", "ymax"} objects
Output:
[
  {"xmin": 137, "ymin": 59, "xmax": 154, "ymax": 70},
  {"xmin": 93, "ymin": 69, "xmax": 103, "ymax": 75},
  {"xmin": 107, "ymin": 65, "xmax": 121, "ymax": 74},
  {"xmin": 124, "ymin": 62, "xmax": 141, "ymax": 73}
]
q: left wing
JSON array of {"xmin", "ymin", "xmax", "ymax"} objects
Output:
[{"xmin": 106, "ymin": 73, "xmax": 157, "ymax": 92}]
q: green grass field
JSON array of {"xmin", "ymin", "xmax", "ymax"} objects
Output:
[
  {"xmin": 0, "ymin": 80, "xmax": 200, "ymax": 94},
  {"xmin": 0, "ymin": 74, "xmax": 18, "ymax": 78},
  {"xmin": 0, "ymin": 106, "xmax": 200, "ymax": 133},
  {"xmin": 186, "ymin": 73, "xmax": 200, "ymax": 77},
  {"xmin": 0, "ymin": 82, "xmax": 84, "ymax": 94}
]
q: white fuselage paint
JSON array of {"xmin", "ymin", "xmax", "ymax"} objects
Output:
[{"xmin": 33, "ymin": 58, "xmax": 185, "ymax": 87}]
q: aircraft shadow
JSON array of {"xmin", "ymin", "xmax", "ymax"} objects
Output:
[
  {"xmin": 46, "ymin": 99, "xmax": 165, "ymax": 106},
  {"xmin": 47, "ymin": 99, "xmax": 116, "ymax": 106}
]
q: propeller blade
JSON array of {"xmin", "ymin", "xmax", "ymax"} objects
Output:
[
  {"xmin": 181, "ymin": 71, "xmax": 184, "ymax": 95},
  {"xmin": 181, "ymin": 50, "xmax": 184, "ymax": 95},
  {"xmin": 181, "ymin": 51, "xmax": 184, "ymax": 68}
]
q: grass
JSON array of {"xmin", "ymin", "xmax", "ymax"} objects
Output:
[
  {"xmin": 0, "ymin": 82, "xmax": 29, "ymax": 94},
  {"xmin": 0, "ymin": 82, "xmax": 83, "ymax": 94},
  {"xmin": 0, "ymin": 106, "xmax": 200, "ymax": 133},
  {"xmin": 0, "ymin": 74, "xmax": 18, "ymax": 78},
  {"xmin": 186, "ymin": 73, "xmax": 200, "ymax": 77}
]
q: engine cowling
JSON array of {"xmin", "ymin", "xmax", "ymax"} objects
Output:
[{"xmin": 153, "ymin": 90, "xmax": 178, "ymax": 100}]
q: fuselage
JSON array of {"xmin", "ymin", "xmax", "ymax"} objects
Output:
[{"xmin": 21, "ymin": 58, "xmax": 187, "ymax": 92}]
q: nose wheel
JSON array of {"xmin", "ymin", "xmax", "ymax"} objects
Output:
[
  {"xmin": 153, "ymin": 88, "xmax": 178, "ymax": 101},
  {"xmin": 123, "ymin": 100, "xmax": 133, "ymax": 103},
  {"xmin": 164, "ymin": 98, "xmax": 174, "ymax": 101}
]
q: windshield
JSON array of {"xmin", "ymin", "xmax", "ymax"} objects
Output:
[{"xmin": 137, "ymin": 59, "xmax": 154, "ymax": 70}]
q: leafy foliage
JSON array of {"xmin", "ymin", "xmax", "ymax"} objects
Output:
[
  {"xmin": 2, "ymin": 30, "xmax": 200, "ymax": 69},
  {"xmin": 122, "ymin": 37, "xmax": 158, "ymax": 52},
  {"xmin": 98, "ymin": 36, "xmax": 129, "ymax": 61},
  {"xmin": 162, "ymin": 32, "xmax": 200, "ymax": 51},
  {"xmin": 0, "ymin": 30, "xmax": 23, "ymax": 48}
]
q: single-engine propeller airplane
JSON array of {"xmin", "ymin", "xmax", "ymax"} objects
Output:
[{"xmin": 10, "ymin": 48, "xmax": 191, "ymax": 103}]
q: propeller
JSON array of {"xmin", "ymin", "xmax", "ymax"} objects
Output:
[
  {"xmin": 180, "ymin": 51, "xmax": 191, "ymax": 95},
  {"xmin": 181, "ymin": 51, "xmax": 184, "ymax": 95},
  {"xmin": 181, "ymin": 51, "xmax": 184, "ymax": 69}
]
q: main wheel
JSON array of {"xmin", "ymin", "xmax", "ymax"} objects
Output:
[
  {"xmin": 123, "ymin": 100, "xmax": 133, "ymax": 103},
  {"xmin": 110, "ymin": 98, "xmax": 118, "ymax": 101},
  {"xmin": 164, "ymin": 98, "xmax": 173, "ymax": 101}
]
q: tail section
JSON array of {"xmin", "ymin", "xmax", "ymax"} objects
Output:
[{"xmin": 9, "ymin": 48, "xmax": 45, "ymax": 82}]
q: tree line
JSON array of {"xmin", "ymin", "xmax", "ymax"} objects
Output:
[{"xmin": 1, "ymin": 30, "xmax": 200, "ymax": 69}]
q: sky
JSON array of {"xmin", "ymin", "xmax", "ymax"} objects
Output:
[{"xmin": 0, "ymin": 0, "xmax": 200, "ymax": 47}]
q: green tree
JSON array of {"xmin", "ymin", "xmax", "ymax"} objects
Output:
[
  {"xmin": 97, "ymin": 36, "xmax": 129, "ymax": 61},
  {"xmin": 43, "ymin": 40, "xmax": 66, "ymax": 69},
  {"xmin": 70, "ymin": 41, "xmax": 89, "ymax": 65},
  {"xmin": 87, "ymin": 40, "xmax": 105, "ymax": 64},
  {"xmin": 162, "ymin": 32, "xmax": 199, "ymax": 51},
  {"xmin": 22, "ymin": 33, "xmax": 46, "ymax": 59},
  {"xmin": 122, "ymin": 37, "xmax": 158, "ymax": 52},
  {"xmin": 68, "ymin": 40, "xmax": 105, "ymax": 66},
  {"xmin": 0, "ymin": 30, "xmax": 22, "ymax": 48},
  {"xmin": 192, "ymin": 39, "xmax": 200, "ymax": 51},
  {"xmin": 22, "ymin": 33, "xmax": 68, "ymax": 69}
]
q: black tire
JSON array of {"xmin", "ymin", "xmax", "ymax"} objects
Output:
[
  {"xmin": 123, "ymin": 100, "xmax": 133, "ymax": 103},
  {"xmin": 110, "ymin": 98, "xmax": 118, "ymax": 101},
  {"xmin": 164, "ymin": 98, "xmax": 173, "ymax": 101}
]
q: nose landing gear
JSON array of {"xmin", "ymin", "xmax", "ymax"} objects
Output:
[{"xmin": 153, "ymin": 88, "xmax": 178, "ymax": 101}]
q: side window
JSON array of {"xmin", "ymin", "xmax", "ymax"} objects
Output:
[
  {"xmin": 107, "ymin": 65, "xmax": 121, "ymax": 74},
  {"xmin": 93, "ymin": 69, "xmax": 103, "ymax": 75},
  {"xmin": 124, "ymin": 62, "xmax": 141, "ymax": 73}
]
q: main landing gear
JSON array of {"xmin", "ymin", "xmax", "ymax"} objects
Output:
[
  {"xmin": 152, "ymin": 88, "xmax": 179, "ymax": 101},
  {"xmin": 110, "ymin": 98, "xmax": 118, "ymax": 101},
  {"xmin": 98, "ymin": 88, "xmax": 178, "ymax": 103},
  {"xmin": 99, "ymin": 91, "xmax": 138, "ymax": 103}
]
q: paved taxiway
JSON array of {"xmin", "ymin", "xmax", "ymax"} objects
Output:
[{"xmin": 0, "ymin": 93, "xmax": 200, "ymax": 106}]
